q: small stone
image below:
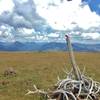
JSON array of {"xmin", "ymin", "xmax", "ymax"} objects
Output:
[{"xmin": 3, "ymin": 67, "xmax": 16, "ymax": 77}]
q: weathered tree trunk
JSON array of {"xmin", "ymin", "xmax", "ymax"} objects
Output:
[{"xmin": 65, "ymin": 35, "xmax": 81, "ymax": 80}]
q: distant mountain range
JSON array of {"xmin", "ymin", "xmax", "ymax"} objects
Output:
[{"xmin": 0, "ymin": 42, "xmax": 100, "ymax": 52}]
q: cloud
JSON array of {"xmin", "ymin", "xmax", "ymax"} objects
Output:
[
  {"xmin": 13, "ymin": 0, "xmax": 36, "ymax": 21},
  {"xmin": 0, "ymin": 0, "xmax": 100, "ymax": 43},
  {"xmin": 48, "ymin": 33, "xmax": 60, "ymax": 38},
  {"xmin": 13, "ymin": 0, "xmax": 51, "ymax": 31},
  {"xmin": 0, "ymin": 25, "xmax": 15, "ymax": 42},
  {"xmin": 81, "ymin": 32, "xmax": 100, "ymax": 40},
  {"xmin": 34, "ymin": 0, "xmax": 100, "ymax": 30},
  {"xmin": 0, "ymin": 0, "xmax": 14, "ymax": 15},
  {"xmin": 0, "ymin": 0, "xmax": 51, "ymax": 30},
  {"xmin": 16, "ymin": 28, "xmax": 34, "ymax": 36},
  {"xmin": 0, "ymin": 0, "xmax": 53, "ymax": 43},
  {"xmin": 19, "ymin": 28, "xmax": 34, "ymax": 35},
  {"xmin": 0, "ymin": 12, "xmax": 33, "ymax": 29}
]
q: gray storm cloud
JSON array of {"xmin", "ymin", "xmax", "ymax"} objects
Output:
[{"xmin": 0, "ymin": 0, "xmax": 51, "ymax": 30}]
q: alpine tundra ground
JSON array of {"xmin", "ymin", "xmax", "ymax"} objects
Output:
[{"xmin": 0, "ymin": 52, "xmax": 100, "ymax": 100}]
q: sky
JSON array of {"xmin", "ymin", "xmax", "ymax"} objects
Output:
[{"xmin": 0, "ymin": 0, "xmax": 100, "ymax": 43}]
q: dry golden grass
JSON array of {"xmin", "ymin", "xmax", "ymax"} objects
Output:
[{"xmin": 0, "ymin": 52, "xmax": 100, "ymax": 100}]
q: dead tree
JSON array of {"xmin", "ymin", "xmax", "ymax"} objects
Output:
[
  {"xmin": 65, "ymin": 35, "xmax": 81, "ymax": 80},
  {"xmin": 26, "ymin": 35, "xmax": 100, "ymax": 100}
]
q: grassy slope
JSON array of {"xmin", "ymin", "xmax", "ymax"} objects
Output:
[{"xmin": 0, "ymin": 52, "xmax": 100, "ymax": 100}]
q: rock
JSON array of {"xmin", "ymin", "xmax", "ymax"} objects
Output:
[{"xmin": 3, "ymin": 67, "xmax": 16, "ymax": 77}]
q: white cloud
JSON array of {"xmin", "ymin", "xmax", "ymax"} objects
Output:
[
  {"xmin": 0, "ymin": 25, "xmax": 7, "ymax": 29},
  {"xmin": 0, "ymin": 0, "xmax": 14, "ymax": 15},
  {"xmin": 48, "ymin": 33, "xmax": 59, "ymax": 38},
  {"xmin": 17, "ymin": 28, "xmax": 34, "ymax": 36},
  {"xmin": 34, "ymin": 0, "xmax": 100, "ymax": 30},
  {"xmin": 21, "ymin": 28, "xmax": 34, "ymax": 34},
  {"xmin": 69, "ymin": 31, "xmax": 81, "ymax": 35},
  {"xmin": 81, "ymin": 32, "xmax": 100, "ymax": 40}
]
